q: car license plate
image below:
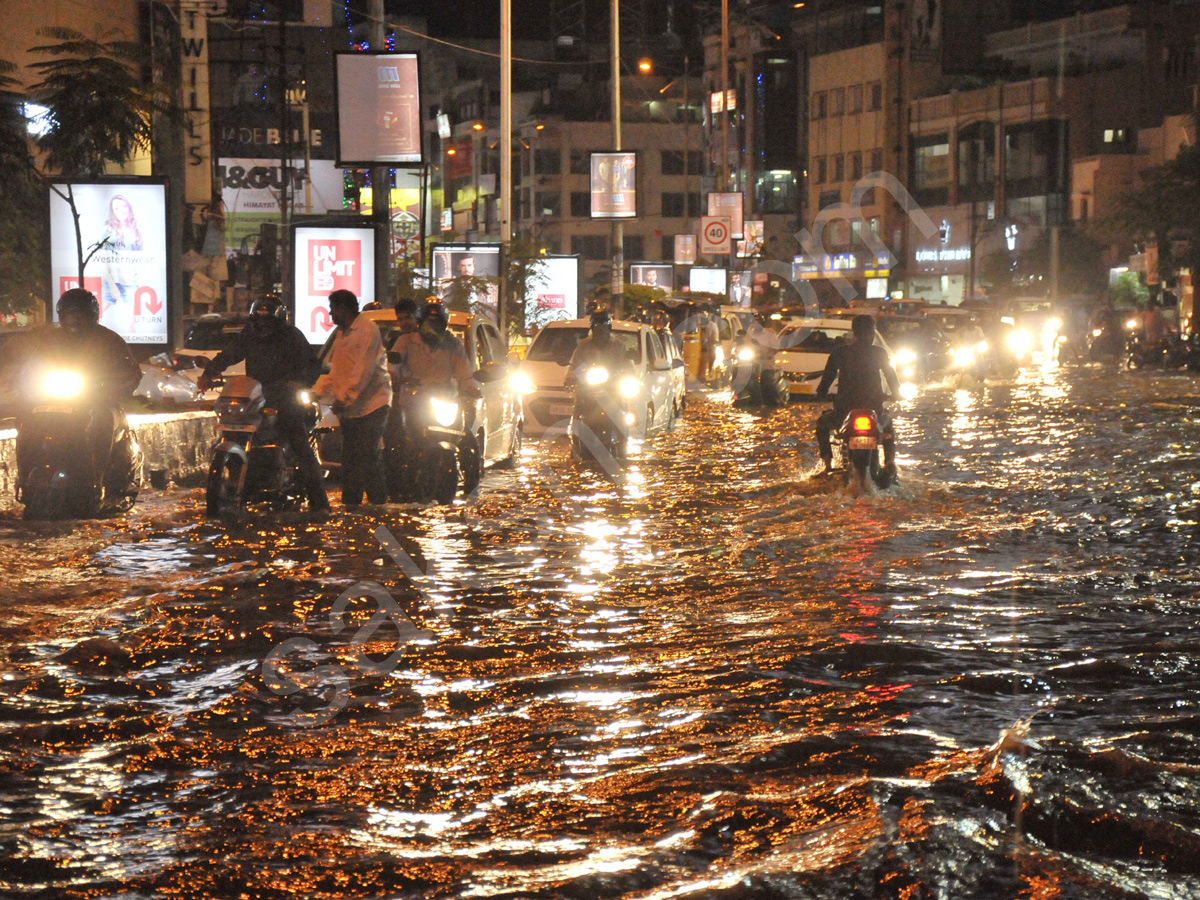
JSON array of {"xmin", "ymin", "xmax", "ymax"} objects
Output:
[
  {"xmin": 849, "ymin": 436, "xmax": 877, "ymax": 450},
  {"xmin": 32, "ymin": 405, "xmax": 75, "ymax": 415},
  {"xmin": 222, "ymin": 424, "xmax": 257, "ymax": 433},
  {"xmin": 548, "ymin": 402, "xmax": 573, "ymax": 417}
]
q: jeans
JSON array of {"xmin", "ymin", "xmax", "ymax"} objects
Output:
[{"xmin": 340, "ymin": 405, "xmax": 389, "ymax": 506}]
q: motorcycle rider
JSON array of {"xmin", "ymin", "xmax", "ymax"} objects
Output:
[
  {"xmin": 815, "ymin": 314, "xmax": 900, "ymax": 478},
  {"xmin": 391, "ymin": 297, "xmax": 420, "ymax": 344},
  {"xmin": 18, "ymin": 288, "xmax": 144, "ymax": 503},
  {"xmin": 1140, "ymin": 298, "xmax": 1178, "ymax": 357},
  {"xmin": 388, "ymin": 298, "xmax": 480, "ymax": 398},
  {"xmin": 198, "ymin": 295, "xmax": 330, "ymax": 514},
  {"xmin": 567, "ymin": 310, "xmax": 634, "ymax": 384}
]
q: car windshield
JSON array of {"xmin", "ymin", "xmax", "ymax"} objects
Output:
[
  {"xmin": 1012, "ymin": 300, "xmax": 1051, "ymax": 314},
  {"xmin": 184, "ymin": 321, "xmax": 244, "ymax": 351},
  {"xmin": 778, "ymin": 326, "xmax": 850, "ymax": 351},
  {"xmin": 878, "ymin": 319, "xmax": 927, "ymax": 341},
  {"xmin": 525, "ymin": 327, "xmax": 640, "ymax": 365}
]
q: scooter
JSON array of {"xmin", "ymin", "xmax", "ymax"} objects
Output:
[
  {"xmin": 17, "ymin": 367, "xmax": 142, "ymax": 520},
  {"xmin": 569, "ymin": 364, "xmax": 637, "ymax": 465},
  {"xmin": 206, "ymin": 376, "xmax": 321, "ymax": 516},
  {"xmin": 388, "ymin": 383, "xmax": 478, "ymax": 504},
  {"xmin": 835, "ymin": 407, "xmax": 895, "ymax": 492}
]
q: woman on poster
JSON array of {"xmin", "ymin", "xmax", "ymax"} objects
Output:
[{"xmin": 99, "ymin": 194, "xmax": 144, "ymax": 311}]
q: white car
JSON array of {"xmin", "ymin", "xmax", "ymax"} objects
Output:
[
  {"xmin": 136, "ymin": 357, "xmax": 203, "ymax": 404},
  {"xmin": 515, "ymin": 319, "xmax": 679, "ymax": 439},
  {"xmin": 770, "ymin": 317, "xmax": 898, "ymax": 397}
]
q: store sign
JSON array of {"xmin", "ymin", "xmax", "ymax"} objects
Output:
[
  {"xmin": 821, "ymin": 253, "xmax": 859, "ymax": 274},
  {"xmin": 709, "ymin": 89, "xmax": 737, "ymax": 113},
  {"xmin": 793, "ymin": 256, "xmax": 820, "ymax": 281},
  {"xmin": 915, "ymin": 247, "xmax": 971, "ymax": 263},
  {"xmin": 219, "ymin": 158, "xmax": 347, "ymax": 256},
  {"xmin": 49, "ymin": 181, "xmax": 169, "ymax": 344},
  {"xmin": 293, "ymin": 225, "xmax": 376, "ymax": 344},
  {"xmin": 180, "ymin": 10, "xmax": 212, "ymax": 204},
  {"xmin": 591, "ymin": 152, "xmax": 637, "ymax": 219}
]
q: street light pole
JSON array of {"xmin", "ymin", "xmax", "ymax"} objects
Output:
[
  {"xmin": 719, "ymin": 0, "xmax": 729, "ymax": 191},
  {"xmin": 370, "ymin": 0, "xmax": 390, "ymax": 305},
  {"xmin": 611, "ymin": 0, "xmax": 624, "ymax": 311},
  {"xmin": 500, "ymin": 0, "xmax": 512, "ymax": 343}
]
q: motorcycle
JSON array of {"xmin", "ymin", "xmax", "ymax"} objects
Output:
[
  {"xmin": 206, "ymin": 376, "xmax": 321, "ymax": 516},
  {"xmin": 388, "ymin": 383, "xmax": 479, "ymax": 504},
  {"xmin": 835, "ymin": 407, "xmax": 895, "ymax": 492},
  {"xmin": 569, "ymin": 364, "xmax": 637, "ymax": 465},
  {"xmin": 949, "ymin": 336, "xmax": 990, "ymax": 381},
  {"xmin": 730, "ymin": 340, "xmax": 788, "ymax": 406},
  {"xmin": 1125, "ymin": 323, "xmax": 1191, "ymax": 370},
  {"xmin": 1087, "ymin": 321, "xmax": 1125, "ymax": 362},
  {"xmin": 17, "ymin": 367, "xmax": 143, "ymax": 520}
]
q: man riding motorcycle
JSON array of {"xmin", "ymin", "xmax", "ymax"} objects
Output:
[
  {"xmin": 199, "ymin": 295, "xmax": 329, "ymax": 514},
  {"xmin": 815, "ymin": 314, "xmax": 900, "ymax": 478},
  {"xmin": 567, "ymin": 310, "xmax": 633, "ymax": 383}
]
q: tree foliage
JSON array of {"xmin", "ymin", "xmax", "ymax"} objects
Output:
[{"xmin": 0, "ymin": 59, "xmax": 44, "ymax": 315}]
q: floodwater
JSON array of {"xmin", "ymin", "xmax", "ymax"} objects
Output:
[{"xmin": 2, "ymin": 365, "xmax": 1200, "ymax": 900}]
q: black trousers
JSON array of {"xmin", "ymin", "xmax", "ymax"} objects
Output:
[
  {"xmin": 275, "ymin": 406, "xmax": 329, "ymax": 511},
  {"xmin": 340, "ymin": 404, "xmax": 389, "ymax": 506},
  {"xmin": 817, "ymin": 406, "xmax": 895, "ymax": 465}
]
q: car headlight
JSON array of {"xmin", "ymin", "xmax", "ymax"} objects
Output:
[
  {"xmin": 952, "ymin": 345, "xmax": 976, "ymax": 367},
  {"xmin": 585, "ymin": 366, "xmax": 610, "ymax": 386},
  {"xmin": 901, "ymin": 366, "xmax": 915, "ymax": 379},
  {"xmin": 1007, "ymin": 329, "xmax": 1033, "ymax": 356},
  {"xmin": 899, "ymin": 382, "xmax": 918, "ymax": 400},
  {"xmin": 42, "ymin": 369, "xmax": 85, "ymax": 400},
  {"xmin": 297, "ymin": 389, "xmax": 312, "ymax": 405},
  {"xmin": 1092, "ymin": 328, "xmax": 1103, "ymax": 337},
  {"xmin": 894, "ymin": 348, "xmax": 918, "ymax": 365},
  {"xmin": 618, "ymin": 375, "xmax": 640, "ymax": 399},
  {"xmin": 975, "ymin": 340, "xmax": 989, "ymax": 354},
  {"xmin": 430, "ymin": 397, "xmax": 459, "ymax": 427},
  {"xmin": 510, "ymin": 370, "xmax": 536, "ymax": 395},
  {"xmin": 737, "ymin": 346, "xmax": 756, "ymax": 362},
  {"xmin": 1044, "ymin": 316, "xmax": 1063, "ymax": 334}
]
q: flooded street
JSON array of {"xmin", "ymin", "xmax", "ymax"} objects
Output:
[{"xmin": 3, "ymin": 365, "xmax": 1200, "ymax": 899}]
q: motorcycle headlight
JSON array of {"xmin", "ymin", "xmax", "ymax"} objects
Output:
[
  {"xmin": 430, "ymin": 397, "xmax": 459, "ymax": 427},
  {"xmin": 1126, "ymin": 318, "xmax": 1140, "ymax": 330},
  {"xmin": 618, "ymin": 375, "xmax": 640, "ymax": 399},
  {"xmin": 975, "ymin": 340, "xmax": 989, "ymax": 355},
  {"xmin": 510, "ymin": 370, "xmax": 536, "ymax": 395},
  {"xmin": 1007, "ymin": 329, "xmax": 1033, "ymax": 356},
  {"xmin": 42, "ymin": 369, "xmax": 85, "ymax": 400},
  {"xmin": 1044, "ymin": 316, "xmax": 1063, "ymax": 334},
  {"xmin": 297, "ymin": 390, "xmax": 312, "ymax": 405},
  {"xmin": 1092, "ymin": 328, "xmax": 1103, "ymax": 337},
  {"xmin": 737, "ymin": 346, "xmax": 756, "ymax": 362},
  {"xmin": 952, "ymin": 345, "xmax": 976, "ymax": 367},
  {"xmin": 894, "ymin": 348, "xmax": 918, "ymax": 366},
  {"xmin": 585, "ymin": 366, "xmax": 610, "ymax": 386}
]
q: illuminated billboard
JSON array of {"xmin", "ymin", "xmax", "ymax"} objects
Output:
[
  {"xmin": 629, "ymin": 263, "xmax": 672, "ymax": 291},
  {"xmin": 432, "ymin": 243, "xmax": 501, "ymax": 321},
  {"xmin": 525, "ymin": 256, "xmax": 580, "ymax": 330},
  {"xmin": 335, "ymin": 53, "xmax": 423, "ymax": 166},
  {"xmin": 49, "ymin": 180, "xmax": 169, "ymax": 344},
  {"xmin": 689, "ymin": 267, "xmax": 728, "ymax": 296},
  {"xmin": 591, "ymin": 152, "xmax": 637, "ymax": 219},
  {"xmin": 293, "ymin": 224, "xmax": 377, "ymax": 344}
]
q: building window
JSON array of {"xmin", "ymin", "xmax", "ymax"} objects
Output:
[
  {"xmin": 688, "ymin": 193, "xmax": 702, "ymax": 217},
  {"xmin": 851, "ymin": 219, "xmax": 863, "ymax": 243},
  {"xmin": 687, "ymin": 151, "xmax": 704, "ymax": 175},
  {"xmin": 847, "ymin": 84, "xmax": 863, "ymax": 114},
  {"xmin": 819, "ymin": 189, "xmax": 840, "ymax": 210},
  {"xmin": 534, "ymin": 149, "xmax": 561, "ymax": 175},
  {"xmin": 868, "ymin": 81, "xmax": 882, "ymax": 111},
  {"xmin": 571, "ymin": 234, "xmax": 607, "ymax": 259},
  {"xmin": 661, "ymin": 151, "xmax": 686, "ymax": 175},
  {"xmin": 913, "ymin": 135, "xmax": 950, "ymax": 204},
  {"xmin": 829, "ymin": 87, "xmax": 845, "ymax": 117},
  {"xmin": 815, "ymin": 156, "xmax": 826, "ymax": 183},
  {"xmin": 849, "ymin": 152, "xmax": 862, "ymax": 181},
  {"xmin": 662, "ymin": 192, "xmax": 685, "ymax": 217},
  {"xmin": 831, "ymin": 219, "xmax": 851, "ymax": 247},
  {"xmin": 811, "ymin": 91, "xmax": 826, "ymax": 119},
  {"xmin": 1103, "ymin": 127, "xmax": 1131, "ymax": 145},
  {"xmin": 623, "ymin": 234, "xmax": 644, "ymax": 260},
  {"xmin": 536, "ymin": 192, "xmax": 560, "ymax": 217},
  {"xmin": 832, "ymin": 154, "xmax": 844, "ymax": 182},
  {"xmin": 662, "ymin": 235, "xmax": 676, "ymax": 259},
  {"xmin": 570, "ymin": 191, "xmax": 589, "ymax": 217},
  {"xmin": 868, "ymin": 216, "xmax": 880, "ymax": 235},
  {"xmin": 869, "ymin": 147, "xmax": 883, "ymax": 174}
]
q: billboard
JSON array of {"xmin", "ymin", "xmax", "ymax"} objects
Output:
[
  {"xmin": 689, "ymin": 267, "xmax": 728, "ymax": 296},
  {"xmin": 431, "ymin": 243, "xmax": 501, "ymax": 321},
  {"xmin": 219, "ymin": 158, "xmax": 348, "ymax": 256},
  {"xmin": 629, "ymin": 263, "xmax": 672, "ymax": 291},
  {"xmin": 335, "ymin": 53, "xmax": 423, "ymax": 166},
  {"xmin": 49, "ymin": 181, "xmax": 169, "ymax": 344},
  {"xmin": 707, "ymin": 192, "xmax": 744, "ymax": 239},
  {"xmin": 293, "ymin": 224, "xmax": 377, "ymax": 344},
  {"xmin": 591, "ymin": 152, "xmax": 637, "ymax": 219},
  {"xmin": 525, "ymin": 256, "xmax": 580, "ymax": 330},
  {"xmin": 674, "ymin": 234, "xmax": 696, "ymax": 265},
  {"xmin": 737, "ymin": 220, "xmax": 764, "ymax": 257}
]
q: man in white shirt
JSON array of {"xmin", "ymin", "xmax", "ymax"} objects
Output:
[{"xmin": 318, "ymin": 289, "xmax": 392, "ymax": 507}]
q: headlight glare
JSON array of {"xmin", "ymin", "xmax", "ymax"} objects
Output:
[
  {"xmin": 42, "ymin": 369, "xmax": 84, "ymax": 400},
  {"xmin": 510, "ymin": 371, "xmax": 536, "ymax": 395},
  {"xmin": 430, "ymin": 397, "xmax": 459, "ymax": 427},
  {"xmin": 737, "ymin": 347, "xmax": 755, "ymax": 362},
  {"xmin": 584, "ymin": 366, "xmax": 610, "ymax": 386},
  {"xmin": 618, "ymin": 375, "xmax": 640, "ymax": 399}
]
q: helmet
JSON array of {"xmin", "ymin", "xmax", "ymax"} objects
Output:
[
  {"xmin": 590, "ymin": 309, "xmax": 612, "ymax": 330},
  {"xmin": 417, "ymin": 297, "xmax": 449, "ymax": 332},
  {"xmin": 57, "ymin": 288, "xmax": 100, "ymax": 323},
  {"xmin": 249, "ymin": 294, "xmax": 287, "ymax": 320}
]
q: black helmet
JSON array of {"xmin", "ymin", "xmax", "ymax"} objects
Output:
[
  {"xmin": 249, "ymin": 294, "xmax": 287, "ymax": 320},
  {"xmin": 417, "ymin": 297, "xmax": 449, "ymax": 332},
  {"xmin": 590, "ymin": 309, "xmax": 612, "ymax": 330},
  {"xmin": 57, "ymin": 288, "xmax": 100, "ymax": 322}
]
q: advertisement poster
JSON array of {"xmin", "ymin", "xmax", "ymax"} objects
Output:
[
  {"xmin": 525, "ymin": 256, "xmax": 580, "ymax": 330},
  {"xmin": 629, "ymin": 263, "xmax": 672, "ymax": 291},
  {"xmin": 731, "ymin": 270, "xmax": 754, "ymax": 307},
  {"xmin": 49, "ymin": 181, "xmax": 169, "ymax": 344},
  {"xmin": 219, "ymin": 158, "xmax": 347, "ymax": 256},
  {"xmin": 689, "ymin": 267, "xmax": 728, "ymax": 296},
  {"xmin": 591, "ymin": 152, "xmax": 637, "ymax": 219},
  {"xmin": 336, "ymin": 53, "xmax": 422, "ymax": 166},
  {"xmin": 707, "ymin": 192, "xmax": 744, "ymax": 239},
  {"xmin": 674, "ymin": 234, "xmax": 696, "ymax": 265},
  {"xmin": 737, "ymin": 220, "xmax": 764, "ymax": 257},
  {"xmin": 293, "ymin": 225, "xmax": 376, "ymax": 344},
  {"xmin": 432, "ymin": 244, "xmax": 501, "ymax": 320}
]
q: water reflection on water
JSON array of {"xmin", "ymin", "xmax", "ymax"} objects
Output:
[{"xmin": 2, "ymin": 365, "xmax": 1200, "ymax": 899}]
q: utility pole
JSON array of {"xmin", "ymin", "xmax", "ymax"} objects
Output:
[
  {"xmin": 500, "ymin": 0, "xmax": 512, "ymax": 343},
  {"xmin": 719, "ymin": 0, "xmax": 729, "ymax": 191},
  {"xmin": 611, "ymin": 0, "xmax": 624, "ymax": 312},
  {"xmin": 370, "ymin": 0, "xmax": 390, "ymax": 305}
]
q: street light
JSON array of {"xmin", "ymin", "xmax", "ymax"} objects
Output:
[{"xmin": 638, "ymin": 58, "xmax": 653, "ymax": 74}]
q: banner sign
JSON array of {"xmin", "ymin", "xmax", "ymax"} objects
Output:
[
  {"xmin": 293, "ymin": 224, "xmax": 376, "ymax": 344},
  {"xmin": 525, "ymin": 255, "xmax": 580, "ymax": 330},
  {"xmin": 689, "ymin": 267, "xmax": 727, "ymax": 296},
  {"xmin": 49, "ymin": 181, "xmax": 169, "ymax": 344},
  {"xmin": 431, "ymin": 243, "xmax": 501, "ymax": 320},
  {"xmin": 335, "ymin": 53, "xmax": 423, "ymax": 166},
  {"xmin": 674, "ymin": 234, "xmax": 696, "ymax": 265},
  {"xmin": 707, "ymin": 192, "xmax": 744, "ymax": 239},
  {"xmin": 591, "ymin": 152, "xmax": 637, "ymax": 219},
  {"xmin": 629, "ymin": 263, "xmax": 672, "ymax": 291}
]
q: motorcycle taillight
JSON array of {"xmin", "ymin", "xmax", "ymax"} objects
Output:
[{"xmin": 852, "ymin": 415, "xmax": 873, "ymax": 432}]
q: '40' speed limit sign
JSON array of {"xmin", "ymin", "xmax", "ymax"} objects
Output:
[{"xmin": 701, "ymin": 216, "xmax": 732, "ymax": 255}]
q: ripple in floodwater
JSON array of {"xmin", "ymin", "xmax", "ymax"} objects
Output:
[{"xmin": 1, "ymin": 365, "xmax": 1200, "ymax": 899}]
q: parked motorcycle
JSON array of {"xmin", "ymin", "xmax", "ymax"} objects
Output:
[
  {"xmin": 387, "ymin": 383, "xmax": 479, "ymax": 504},
  {"xmin": 206, "ymin": 375, "xmax": 321, "ymax": 516},
  {"xmin": 1124, "ymin": 320, "xmax": 1191, "ymax": 370},
  {"xmin": 17, "ymin": 367, "xmax": 143, "ymax": 520},
  {"xmin": 835, "ymin": 407, "xmax": 895, "ymax": 492},
  {"xmin": 569, "ymin": 364, "xmax": 636, "ymax": 465}
]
